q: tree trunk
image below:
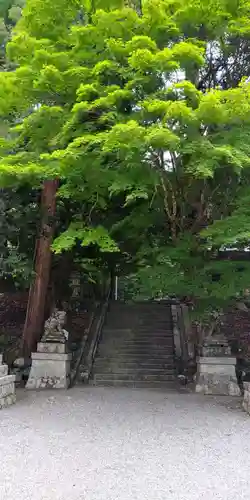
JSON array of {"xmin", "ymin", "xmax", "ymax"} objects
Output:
[{"xmin": 22, "ymin": 179, "xmax": 59, "ymax": 357}]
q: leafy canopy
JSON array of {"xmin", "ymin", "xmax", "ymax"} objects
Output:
[{"xmin": 1, "ymin": 0, "xmax": 250, "ymax": 310}]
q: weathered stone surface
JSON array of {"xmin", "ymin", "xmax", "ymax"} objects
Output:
[
  {"xmin": 0, "ymin": 392, "xmax": 16, "ymax": 409},
  {"xmin": 37, "ymin": 342, "xmax": 67, "ymax": 354},
  {"xmin": 195, "ymin": 356, "xmax": 240, "ymax": 396},
  {"xmin": 31, "ymin": 352, "xmax": 71, "ymax": 361},
  {"xmin": 202, "ymin": 339, "xmax": 231, "ymax": 357},
  {"xmin": 243, "ymin": 382, "xmax": 250, "ymax": 415},
  {"xmin": 0, "ymin": 373, "xmax": 16, "ymax": 409},
  {"xmin": 0, "ymin": 364, "xmax": 8, "ymax": 377},
  {"xmin": 26, "ymin": 351, "xmax": 72, "ymax": 390}
]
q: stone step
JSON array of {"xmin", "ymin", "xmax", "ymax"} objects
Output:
[
  {"xmin": 92, "ymin": 372, "xmax": 176, "ymax": 382},
  {"xmin": 96, "ymin": 352, "xmax": 174, "ymax": 360},
  {"xmin": 110, "ymin": 299, "xmax": 170, "ymax": 303},
  {"xmin": 93, "ymin": 364, "xmax": 174, "ymax": 378},
  {"xmin": 102, "ymin": 327, "xmax": 173, "ymax": 333},
  {"xmin": 97, "ymin": 355, "xmax": 174, "ymax": 363},
  {"xmin": 94, "ymin": 359, "xmax": 174, "ymax": 368},
  {"xmin": 103, "ymin": 328, "xmax": 172, "ymax": 333},
  {"xmin": 98, "ymin": 353, "xmax": 174, "ymax": 359},
  {"xmin": 98, "ymin": 349, "xmax": 174, "ymax": 357},
  {"xmin": 105, "ymin": 327, "xmax": 172, "ymax": 334},
  {"xmin": 107, "ymin": 307, "xmax": 170, "ymax": 312},
  {"xmin": 100, "ymin": 340, "xmax": 173, "ymax": 347},
  {"xmin": 134, "ymin": 329, "xmax": 173, "ymax": 333},
  {"xmin": 108, "ymin": 305, "xmax": 170, "ymax": 310},
  {"xmin": 98, "ymin": 341, "xmax": 174, "ymax": 350},
  {"xmin": 109, "ymin": 305, "xmax": 171, "ymax": 312},
  {"xmin": 106, "ymin": 320, "xmax": 172, "ymax": 326},
  {"xmin": 99, "ymin": 339, "xmax": 174, "ymax": 346},
  {"xmin": 94, "ymin": 358, "xmax": 174, "ymax": 365},
  {"xmin": 100, "ymin": 332, "xmax": 174, "ymax": 344},
  {"xmin": 108, "ymin": 307, "xmax": 172, "ymax": 312},
  {"xmin": 95, "ymin": 365, "xmax": 174, "ymax": 373},
  {"xmin": 101, "ymin": 332, "xmax": 173, "ymax": 340},
  {"xmin": 108, "ymin": 310, "xmax": 172, "ymax": 317},
  {"xmin": 107, "ymin": 309, "xmax": 171, "ymax": 314},
  {"xmin": 89, "ymin": 379, "xmax": 177, "ymax": 389},
  {"xmin": 142, "ymin": 324, "xmax": 172, "ymax": 327},
  {"xmin": 94, "ymin": 357, "xmax": 175, "ymax": 366},
  {"xmin": 99, "ymin": 338, "xmax": 174, "ymax": 346}
]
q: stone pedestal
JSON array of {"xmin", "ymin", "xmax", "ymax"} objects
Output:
[
  {"xmin": 0, "ymin": 354, "xmax": 16, "ymax": 408},
  {"xmin": 26, "ymin": 343, "xmax": 72, "ymax": 390},
  {"xmin": 243, "ymin": 382, "xmax": 250, "ymax": 414},
  {"xmin": 195, "ymin": 356, "xmax": 240, "ymax": 396}
]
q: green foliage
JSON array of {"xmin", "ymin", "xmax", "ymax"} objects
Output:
[
  {"xmin": 0, "ymin": 188, "xmax": 37, "ymax": 286},
  {"xmin": 52, "ymin": 223, "xmax": 119, "ymax": 254},
  {"xmin": 0, "ymin": 0, "xmax": 23, "ymax": 68},
  {"xmin": 1, "ymin": 0, "xmax": 250, "ymax": 313},
  {"xmin": 202, "ymin": 190, "xmax": 250, "ymax": 246}
]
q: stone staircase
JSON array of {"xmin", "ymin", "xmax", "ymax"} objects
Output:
[{"xmin": 90, "ymin": 301, "xmax": 176, "ymax": 388}]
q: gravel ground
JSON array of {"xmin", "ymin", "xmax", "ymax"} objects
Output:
[{"xmin": 0, "ymin": 387, "xmax": 249, "ymax": 500}]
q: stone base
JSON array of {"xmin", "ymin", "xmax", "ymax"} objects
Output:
[
  {"xmin": 26, "ymin": 343, "xmax": 72, "ymax": 389},
  {"xmin": 243, "ymin": 382, "xmax": 250, "ymax": 414},
  {"xmin": 195, "ymin": 356, "xmax": 240, "ymax": 396}
]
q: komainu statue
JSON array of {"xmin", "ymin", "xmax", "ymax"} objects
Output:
[{"xmin": 41, "ymin": 309, "xmax": 69, "ymax": 344}]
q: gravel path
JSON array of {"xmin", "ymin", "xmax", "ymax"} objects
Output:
[{"xmin": 0, "ymin": 387, "xmax": 249, "ymax": 500}]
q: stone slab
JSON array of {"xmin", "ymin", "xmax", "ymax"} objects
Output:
[
  {"xmin": 37, "ymin": 342, "xmax": 68, "ymax": 354},
  {"xmin": 195, "ymin": 356, "xmax": 240, "ymax": 396}
]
